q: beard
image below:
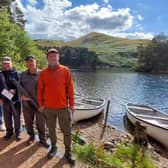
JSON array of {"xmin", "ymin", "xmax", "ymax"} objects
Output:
[{"xmin": 48, "ymin": 63, "xmax": 57, "ymax": 69}]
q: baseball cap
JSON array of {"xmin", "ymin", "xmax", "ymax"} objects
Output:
[
  {"xmin": 25, "ymin": 55, "xmax": 35, "ymax": 61},
  {"xmin": 47, "ymin": 48, "xmax": 59, "ymax": 56},
  {"xmin": 2, "ymin": 56, "xmax": 12, "ymax": 63}
]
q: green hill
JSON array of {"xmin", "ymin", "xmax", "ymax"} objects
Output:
[{"xmin": 35, "ymin": 32, "xmax": 150, "ymax": 68}]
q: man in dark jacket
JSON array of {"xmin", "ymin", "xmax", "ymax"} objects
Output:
[
  {"xmin": 20, "ymin": 55, "xmax": 49, "ymax": 148},
  {"xmin": 0, "ymin": 56, "xmax": 21, "ymax": 141}
]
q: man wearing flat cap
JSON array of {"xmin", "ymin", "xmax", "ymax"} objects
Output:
[
  {"xmin": 38, "ymin": 48, "xmax": 75, "ymax": 165},
  {"xmin": 20, "ymin": 55, "xmax": 49, "ymax": 148},
  {"xmin": 0, "ymin": 56, "xmax": 21, "ymax": 141}
]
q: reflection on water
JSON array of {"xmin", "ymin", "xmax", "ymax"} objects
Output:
[{"xmin": 72, "ymin": 69, "xmax": 168, "ymax": 130}]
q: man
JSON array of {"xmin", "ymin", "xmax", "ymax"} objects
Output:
[
  {"xmin": 20, "ymin": 55, "xmax": 49, "ymax": 148},
  {"xmin": 38, "ymin": 48, "xmax": 75, "ymax": 165},
  {"xmin": 0, "ymin": 56, "xmax": 21, "ymax": 141}
]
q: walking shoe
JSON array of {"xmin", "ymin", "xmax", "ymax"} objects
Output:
[
  {"xmin": 16, "ymin": 134, "xmax": 21, "ymax": 141},
  {"xmin": 0, "ymin": 124, "xmax": 5, "ymax": 131},
  {"xmin": 27, "ymin": 136, "xmax": 34, "ymax": 145},
  {"xmin": 4, "ymin": 133, "xmax": 13, "ymax": 140},
  {"xmin": 47, "ymin": 146, "xmax": 57, "ymax": 159},
  {"xmin": 64, "ymin": 152, "xmax": 75, "ymax": 165},
  {"xmin": 39, "ymin": 140, "xmax": 50, "ymax": 148}
]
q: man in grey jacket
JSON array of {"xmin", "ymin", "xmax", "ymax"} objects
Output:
[{"xmin": 20, "ymin": 55, "xmax": 49, "ymax": 148}]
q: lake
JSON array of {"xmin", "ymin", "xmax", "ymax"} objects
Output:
[{"xmin": 72, "ymin": 69, "xmax": 168, "ymax": 130}]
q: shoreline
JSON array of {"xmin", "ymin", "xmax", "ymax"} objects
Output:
[
  {"xmin": 0, "ymin": 116, "xmax": 168, "ymax": 167},
  {"xmin": 73, "ymin": 118, "xmax": 168, "ymax": 168}
]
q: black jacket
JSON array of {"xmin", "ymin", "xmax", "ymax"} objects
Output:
[{"xmin": 0, "ymin": 68, "xmax": 20, "ymax": 103}]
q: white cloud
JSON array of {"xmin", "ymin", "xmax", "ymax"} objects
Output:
[
  {"xmin": 112, "ymin": 32, "xmax": 153, "ymax": 40},
  {"xmin": 28, "ymin": 0, "xmax": 37, "ymax": 6},
  {"xmin": 137, "ymin": 14, "xmax": 143, "ymax": 21},
  {"xmin": 15, "ymin": 0, "xmax": 152, "ymax": 41},
  {"xmin": 103, "ymin": 0, "xmax": 109, "ymax": 4},
  {"xmin": 135, "ymin": 23, "xmax": 143, "ymax": 31}
]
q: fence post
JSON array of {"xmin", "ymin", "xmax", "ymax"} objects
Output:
[
  {"xmin": 103, "ymin": 100, "xmax": 110, "ymax": 127},
  {"xmin": 100, "ymin": 100, "xmax": 110, "ymax": 139}
]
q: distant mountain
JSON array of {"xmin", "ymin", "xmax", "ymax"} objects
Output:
[{"xmin": 35, "ymin": 32, "xmax": 150, "ymax": 68}]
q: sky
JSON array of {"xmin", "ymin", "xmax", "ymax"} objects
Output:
[{"xmin": 14, "ymin": 0, "xmax": 168, "ymax": 41}]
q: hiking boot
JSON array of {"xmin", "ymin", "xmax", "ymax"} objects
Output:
[
  {"xmin": 0, "ymin": 124, "xmax": 5, "ymax": 131},
  {"xmin": 4, "ymin": 133, "xmax": 13, "ymax": 140},
  {"xmin": 16, "ymin": 134, "xmax": 21, "ymax": 141},
  {"xmin": 39, "ymin": 140, "xmax": 50, "ymax": 148},
  {"xmin": 27, "ymin": 136, "xmax": 34, "ymax": 145},
  {"xmin": 64, "ymin": 152, "xmax": 75, "ymax": 165},
  {"xmin": 47, "ymin": 146, "xmax": 57, "ymax": 159}
]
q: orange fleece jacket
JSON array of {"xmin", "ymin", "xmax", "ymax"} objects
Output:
[{"xmin": 38, "ymin": 64, "xmax": 74, "ymax": 109}]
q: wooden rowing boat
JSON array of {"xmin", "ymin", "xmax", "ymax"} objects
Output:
[
  {"xmin": 126, "ymin": 103, "xmax": 168, "ymax": 148},
  {"xmin": 73, "ymin": 97, "xmax": 105, "ymax": 122}
]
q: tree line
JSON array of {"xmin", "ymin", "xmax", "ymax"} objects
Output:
[
  {"xmin": 37, "ymin": 45, "xmax": 109, "ymax": 69},
  {"xmin": 136, "ymin": 33, "xmax": 168, "ymax": 73}
]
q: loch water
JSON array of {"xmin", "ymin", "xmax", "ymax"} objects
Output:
[{"xmin": 72, "ymin": 69, "xmax": 168, "ymax": 130}]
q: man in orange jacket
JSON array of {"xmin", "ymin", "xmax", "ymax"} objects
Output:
[{"xmin": 38, "ymin": 48, "xmax": 75, "ymax": 165}]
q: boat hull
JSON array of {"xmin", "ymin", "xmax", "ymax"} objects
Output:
[{"xmin": 126, "ymin": 103, "xmax": 168, "ymax": 149}]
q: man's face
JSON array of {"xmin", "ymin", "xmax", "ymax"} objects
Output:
[
  {"xmin": 3, "ymin": 62, "xmax": 12, "ymax": 71},
  {"xmin": 26, "ymin": 59, "xmax": 36, "ymax": 70},
  {"xmin": 47, "ymin": 52, "xmax": 59, "ymax": 66}
]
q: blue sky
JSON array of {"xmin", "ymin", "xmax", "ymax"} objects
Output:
[{"xmin": 14, "ymin": 0, "xmax": 168, "ymax": 41}]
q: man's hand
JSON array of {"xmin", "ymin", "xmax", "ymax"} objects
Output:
[
  {"xmin": 9, "ymin": 89, "xmax": 16, "ymax": 94},
  {"xmin": 39, "ymin": 106, "xmax": 44, "ymax": 112},
  {"xmin": 0, "ymin": 99, "xmax": 3, "ymax": 105},
  {"xmin": 69, "ymin": 106, "xmax": 75, "ymax": 113},
  {"xmin": 21, "ymin": 95, "xmax": 31, "ymax": 101}
]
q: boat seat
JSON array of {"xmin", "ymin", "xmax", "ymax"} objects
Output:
[
  {"xmin": 75, "ymin": 102, "xmax": 97, "ymax": 108},
  {"xmin": 136, "ymin": 114, "xmax": 168, "ymax": 120},
  {"xmin": 129, "ymin": 108, "xmax": 156, "ymax": 116},
  {"xmin": 142, "ymin": 118, "xmax": 168, "ymax": 129},
  {"xmin": 82, "ymin": 99, "xmax": 102, "ymax": 106},
  {"xmin": 129, "ymin": 106, "xmax": 154, "ymax": 111},
  {"xmin": 83, "ymin": 98, "xmax": 102, "ymax": 103}
]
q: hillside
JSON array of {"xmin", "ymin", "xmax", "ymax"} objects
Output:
[{"xmin": 35, "ymin": 32, "xmax": 150, "ymax": 68}]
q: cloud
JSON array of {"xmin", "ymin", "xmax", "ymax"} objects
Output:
[
  {"xmin": 113, "ymin": 32, "xmax": 153, "ymax": 40},
  {"xmin": 135, "ymin": 23, "xmax": 143, "ymax": 31},
  {"xmin": 103, "ymin": 0, "xmax": 109, "ymax": 3},
  {"xmin": 137, "ymin": 14, "xmax": 143, "ymax": 21},
  {"xmin": 15, "ymin": 0, "xmax": 152, "ymax": 41},
  {"xmin": 28, "ymin": 0, "xmax": 37, "ymax": 6}
]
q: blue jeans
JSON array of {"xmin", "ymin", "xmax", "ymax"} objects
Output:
[{"xmin": 0, "ymin": 105, "xmax": 3, "ymax": 125}]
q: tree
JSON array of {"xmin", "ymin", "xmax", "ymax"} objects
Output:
[
  {"xmin": 0, "ymin": 7, "xmax": 45, "ymax": 70},
  {"xmin": 0, "ymin": 0, "xmax": 25, "ymax": 27},
  {"xmin": 10, "ymin": 1, "xmax": 26, "ymax": 27},
  {"xmin": 0, "ymin": 0, "xmax": 12, "ymax": 8},
  {"xmin": 136, "ymin": 33, "xmax": 168, "ymax": 73}
]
